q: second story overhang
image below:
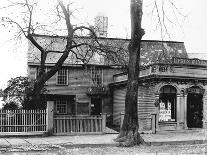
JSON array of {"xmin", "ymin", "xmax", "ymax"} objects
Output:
[{"xmin": 113, "ymin": 57, "xmax": 207, "ymax": 85}]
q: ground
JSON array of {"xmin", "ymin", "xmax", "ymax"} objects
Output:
[{"xmin": 0, "ymin": 143, "xmax": 206, "ymax": 154}]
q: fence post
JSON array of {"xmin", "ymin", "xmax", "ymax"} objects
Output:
[
  {"xmin": 101, "ymin": 113, "xmax": 107, "ymax": 133},
  {"xmin": 46, "ymin": 101, "xmax": 54, "ymax": 136},
  {"xmin": 120, "ymin": 112, "xmax": 125, "ymax": 128}
]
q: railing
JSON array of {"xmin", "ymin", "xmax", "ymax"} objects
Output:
[
  {"xmin": 0, "ymin": 109, "xmax": 47, "ymax": 133},
  {"xmin": 53, "ymin": 114, "xmax": 106, "ymax": 135},
  {"xmin": 113, "ymin": 62, "xmax": 207, "ymax": 83}
]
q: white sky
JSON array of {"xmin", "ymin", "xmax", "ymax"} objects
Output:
[{"xmin": 0, "ymin": 0, "xmax": 207, "ymax": 89}]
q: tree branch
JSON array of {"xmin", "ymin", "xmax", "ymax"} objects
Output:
[
  {"xmin": 57, "ymin": 0, "xmax": 73, "ymax": 38},
  {"xmin": 73, "ymin": 26, "xmax": 97, "ymax": 37},
  {"xmin": 27, "ymin": 34, "xmax": 45, "ymax": 53},
  {"xmin": 1, "ymin": 17, "xmax": 27, "ymax": 38},
  {"xmin": 25, "ymin": 0, "xmax": 33, "ymax": 34}
]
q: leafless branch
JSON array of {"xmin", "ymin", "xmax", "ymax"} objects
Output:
[
  {"xmin": 73, "ymin": 26, "xmax": 97, "ymax": 38},
  {"xmin": 57, "ymin": 0, "xmax": 73, "ymax": 37},
  {"xmin": 25, "ymin": 0, "xmax": 33, "ymax": 34},
  {"xmin": 168, "ymin": 0, "xmax": 187, "ymax": 18},
  {"xmin": 161, "ymin": 0, "xmax": 171, "ymax": 39},
  {"xmin": 70, "ymin": 49, "xmax": 86, "ymax": 64},
  {"xmin": 1, "ymin": 17, "xmax": 27, "ymax": 38}
]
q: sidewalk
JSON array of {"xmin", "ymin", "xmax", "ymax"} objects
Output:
[{"xmin": 0, "ymin": 129, "xmax": 206, "ymax": 149}]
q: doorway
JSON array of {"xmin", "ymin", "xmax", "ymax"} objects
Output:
[
  {"xmin": 159, "ymin": 85, "xmax": 177, "ymax": 122},
  {"xmin": 91, "ymin": 97, "xmax": 102, "ymax": 115},
  {"xmin": 187, "ymin": 93, "xmax": 203, "ymax": 128}
]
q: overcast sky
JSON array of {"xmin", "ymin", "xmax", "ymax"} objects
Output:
[{"xmin": 0, "ymin": 0, "xmax": 207, "ymax": 89}]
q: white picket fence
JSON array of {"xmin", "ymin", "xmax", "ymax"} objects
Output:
[{"xmin": 0, "ymin": 109, "xmax": 47, "ymax": 134}]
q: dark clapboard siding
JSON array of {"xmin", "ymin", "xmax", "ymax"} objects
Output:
[
  {"xmin": 138, "ymin": 85, "xmax": 156, "ymax": 119},
  {"xmin": 28, "ymin": 65, "xmax": 122, "ymax": 115},
  {"xmin": 113, "ymin": 84, "xmax": 157, "ymax": 127},
  {"xmin": 28, "ymin": 66, "xmax": 91, "ymax": 103},
  {"xmin": 113, "ymin": 87, "xmax": 126, "ymax": 125}
]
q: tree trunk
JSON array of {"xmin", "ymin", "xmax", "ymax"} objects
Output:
[{"xmin": 114, "ymin": 0, "xmax": 146, "ymax": 146}]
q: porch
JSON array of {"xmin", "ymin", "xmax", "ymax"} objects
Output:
[{"xmin": 45, "ymin": 101, "xmax": 107, "ymax": 135}]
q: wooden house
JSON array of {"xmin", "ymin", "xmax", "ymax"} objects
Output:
[
  {"xmin": 27, "ymin": 34, "xmax": 207, "ymax": 133},
  {"xmin": 27, "ymin": 35, "xmax": 125, "ymax": 120}
]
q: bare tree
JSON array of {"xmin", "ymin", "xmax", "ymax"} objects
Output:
[
  {"xmin": 114, "ymin": 0, "xmax": 145, "ymax": 146},
  {"xmin": 1, "ymin": 0, "xmax": 124, "ymax": 108},
  {"xmin": 114, "ymin": 0, "xmax": 186, "ymax": 146}
]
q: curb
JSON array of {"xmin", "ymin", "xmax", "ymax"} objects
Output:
[
  {"xmin": 149, "ymin": 140, "xmax": 207, "ymax": 146},
  {"xmin": 0, "ymin": 140, "xmax": 206, "ymax": 148},
  {"xmin": 58, "ymin": 140, "xmax": 207, "ymax": 148}
]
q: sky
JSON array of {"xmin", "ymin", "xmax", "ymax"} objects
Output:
[{"xmin": 0, "ymin": 0, "xmax": 207, "ymax": 89}]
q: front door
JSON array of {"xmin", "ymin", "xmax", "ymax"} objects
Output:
[
  {"xmin": 91, "ymin": 97, "xmax": 102, "ymax": 115},
  {"xmin": 187, "ymin": 93, "xmax": 203, "ymax": 128}
]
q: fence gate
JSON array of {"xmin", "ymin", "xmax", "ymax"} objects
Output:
[{"xmin": 0, "ymin": 109, "xmax": 47, "ymax": 136}]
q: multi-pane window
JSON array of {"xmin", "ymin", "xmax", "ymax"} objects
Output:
[
  {"xmin": 90, "ymin": 66, "xmax": 103, "ymax": 86},
  {"xmin": 57, "ymin": 68, "xmax": 68, "ymax": 85},
  {"xmin": 36, "ymin": 67, "xmax": 46, "ymax": 79},
  {"xmin": 36, "ymin": 67, "xmax": 48, "ymax": 85},
  {"xmin": 55, "ymin": 100, "xmax": 67, "ymax": 114}
]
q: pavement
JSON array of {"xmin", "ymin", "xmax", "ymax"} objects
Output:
[{"xmin": 0, "ymin": 129, "xmax": 206, "ymax": 150}]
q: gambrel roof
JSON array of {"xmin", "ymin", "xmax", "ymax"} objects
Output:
[{"xmin": 28, "ymin": 34, "xmax": 188, "ymax": 66}]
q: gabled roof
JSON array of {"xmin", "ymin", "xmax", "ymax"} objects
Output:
[{"xmin": 28, "ymin": 34, "xmax": 188, "ymax": 66}]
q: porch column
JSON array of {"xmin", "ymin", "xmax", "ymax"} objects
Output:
[
  {"xmin": 203, "ymin": 93, "xmax": 207, "ymax": 129},
  {"xmin": 155, "ymin": 94, "xmax": 160, "ymax": 131},
  {"xmin": 101, "ymin": 113, "xmax": 107, "ymax": 133},
  {"xmin": 176, "ymin": 94, "xmax": 182, "ymax": 129},
  {"xmin": 183, "ymin": 94, "xmax": 188, "ymax": 129},
  {"xmin": 46, "ymin": 101, "xmax": 54, "ymax": 135}
]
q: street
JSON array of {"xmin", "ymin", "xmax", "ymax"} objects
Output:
[{"xmin": 0, "ymin": 143, "xmax": 206, "ymax": 155}]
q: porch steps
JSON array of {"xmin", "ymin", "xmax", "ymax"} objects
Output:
[{"xmin": 104, "ymin": 127, "xmax": 119, "ymax": 134}]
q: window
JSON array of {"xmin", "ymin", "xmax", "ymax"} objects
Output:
[
  {"xmin": 36, "ymin": 67, "xmax": 47, "ymax": 79},
  {"xmin": 57, "ymin": 68, "xmax": 68, "ymax": 85},
  {"xmin": 55, "ymin": 100, "xmax": 67, "ymax": 114},
  {"xmin": 77, "ymin": 102, "xmax": 89, "ymax": 115},
  {"xmin": 159, "ymin": 85, "xmax": 177, "ymax": 122},
  {"xmin": 36, "ymin": 67, "xmax": 49, "ymax": 85},
  {"xmin": 90, "ymin": 66, "xmax": 102, "ymax": 86}
]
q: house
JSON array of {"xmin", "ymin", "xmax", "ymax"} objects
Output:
[
  {"xmin": 27, "ymin": 34, "xmax": 125, "ymax": 122},
  {"xmin": 27, "ymin": 34, "xmax": 207, "ymax": 133}
]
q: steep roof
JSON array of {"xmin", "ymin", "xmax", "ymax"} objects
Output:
[{"xmin": 28, "ymin": 34, "xmax": 188, "ymax": 66}]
